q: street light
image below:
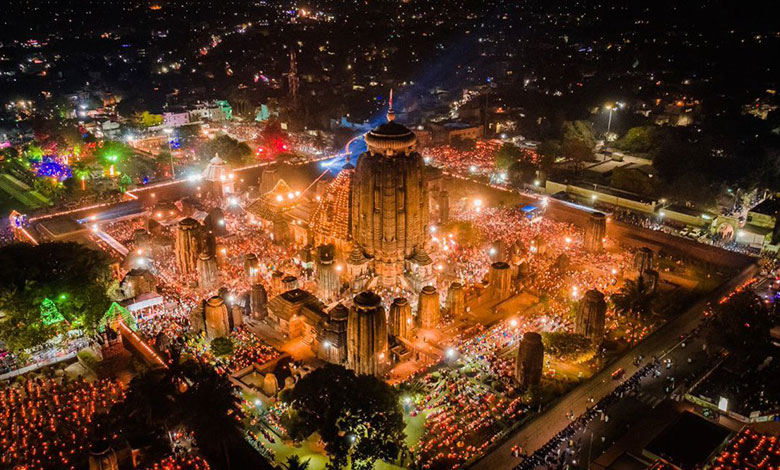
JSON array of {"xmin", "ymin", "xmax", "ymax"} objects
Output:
[
  {"xmin": 163, "ymin": 128, "xmax": 176, "ymax": 179},
  {"xmin": 605, "ymin": 102, "xmax": 624, "ymax": 136}
]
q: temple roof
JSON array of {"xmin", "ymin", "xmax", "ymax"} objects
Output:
[
  {"xmin": 347, "ymin": 244, "xmax": 368, "ymax": 265},
  {"xmin": 310, "ymin": 166, "xmax": 354, "ymax": 242}
]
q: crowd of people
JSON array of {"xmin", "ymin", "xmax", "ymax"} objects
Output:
[
  {"xmin": 0, "ymin": 377, "xmax": 125, "ymax": 470},
  {"xmin": 143, "ymin": 454, "xmax": 211, "ymax": 470},
  {"xmin": 408, "ymin": 315, "xmax": 567, "ymax": 469},
  {"xmin": 422, "ymin": 140, "xmax": 505, "ymax": 177},
  {"xmin": 711, "ymin": 428, "xmax": 780, "ymax": 470}
]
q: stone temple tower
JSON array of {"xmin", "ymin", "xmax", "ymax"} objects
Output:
[
  {"xmin": 417, "ymin": 285, "xmax": 440, "ymax": 329},
  {"xmin": 351, "ymin": 95, "xmax": 429, "ymax": 287},
  {"xmin": 347, "ymin": 291, "xmax": 388, "ymax": 376},
  {"xmin": 446, "ymin": 282, "xmax": 466, "ymax": 317},
  {"xmin": 584, "ymin": 212, "xmax": 606, "ymax": 253},
  {"xmin": 489, "ymin": 261, "xmax": 512, "ymax": 301},
  {"xmin": 515, "ymin": 332, "xmax": 544, "ymax": 389},
  {"xmin": 316, "ymin": 244, "xmax": 340, "ymax": 303},
  {"xmin": 389, "ymin": 297, "xmax": 413, "ymax": 339},
  {"xmin": 197, "ymin": 252, "xmax": 219, "ymax": 292},
  {"xmin": 576, "ymin": 289, "xmax": 607, "ymax": 342},
  {"xmin": 175, "ymin": 217, "xmax": 201, "ymax": 274}
]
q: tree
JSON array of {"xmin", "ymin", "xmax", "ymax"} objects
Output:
[
  {"xmin": 611, "ymin": 278, "xmax": 654, "ymax": 319},
  {"xmin": 71, "ymin": 160, "xmax": 92, "ymax": 191},
  {"xmin": 286, "ymin": 455, "xmax": 311, "ymax": 470},
  {"xmin": 182, "ymin": 366, "xmax": 244, "ymax": 470},
  {"xmin": 611, "ymin": 167, "xmax": 656, "ymax": 195},
  {"xmin": 115, "ymin": 368, "xmax": 181, "ymax": 452},
  {"xmin": 211, "ymin": 336, "xmax": 234, "ymax": 357},
  {"xmin": 561, "ymin": 137, "xmax": 593, "ymax": 170},
  {"xmin": 0, "ymin": 243, "xmax": 113, "ymax": 352},
  {"xmin": 541, "ymin": 332, "xmax": 594, "ymax": 360},
  {"xmin": 494, "ymin": 142, "xmax": 523, "ymax": 170},
  {"xmin": 536, "ymin": 140, "xmax": 561, "ymax": 171},
  {"xmin": 615, "ymin": 126, "xmax": 658, "ymax": 153},
  {"xmin": 96, "ymin": 140, "xmax": 132, "ymax": 169},
  {"xmin": 197, "ymin": 135, "xmax": 252, "ymax": 166},
  {"xmin": 133, "ymin": 111, "xmax": 164, "ymax": 128},
  {"xmin": 283, "ymin": 364, "xmax": 405, "ymax": 470},
  {"xmin": 707, "ymin": 291, "xmax": 772, "ymax": 356},
  {"xmin": 562, "ymin": 120, "xmax": 596, "ymax": 149}
]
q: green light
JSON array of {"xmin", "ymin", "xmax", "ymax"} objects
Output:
[{"xmin": 59, "ymin": 293, "xmax": 67, "ymax": 300}]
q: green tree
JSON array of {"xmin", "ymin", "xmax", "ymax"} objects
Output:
[
  {"xmin": 96, "ymin": 140, "xmax": 132, "ymax": 168},
  {"xmin": 615, "ymin": 126, "xmax": 659, "ymax": 153},
  {"xmin": 541, "ymin": 332, "xmax": 594, "ymax": 359},
  {"xmin": 198, "ymin": 135, "xmax": 252, "ymax": 166},
  {"xmin": 0, "ymin": 243, "xmax": 113, "ymax": 352},
  {"xmin": 286, "ymin": 455, "xmax": 311, "ymax": 470},
  {"xmin": 561, "ymin": 137, "xmax": 593, "ymax": 170},
  {"xmin": 133, "ymin": 111, "xmax": 164, "ymax": 128},
  {"xmin": 210, "ymin": 336, "xmax": 234, "ymax": 357},
  {"xmin": 71, "ymin": 160, "xmax": 92, "ymax": 191},
  {"xmin": 611, "ymin": 167, "xmax": 656, "ymax": 195},
  {"xmin": 284, "ymin": 364, "xmax": 405, "ymax": 470},
  {"xmin": 562, "ymin": 120, "xmax": 596, "ymax": 148}
]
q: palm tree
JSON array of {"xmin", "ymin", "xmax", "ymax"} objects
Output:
[
  {"xmin": 611, "ymin": 278, "xmax": 654, "ymax": 319},
  {"xmin": 71, "ymin": 160, "xmax": 91, "ymax": 191},
  {"xmin": 118, "ymin": 368, "xmax": 181, "ymax": 451},
  {"xmin": 182, "ymin": 365, "xmax": 243, "ymax": 470},
  {"xmin": 286, "ymin": 455, "xmax": 311, "ymax": 470}
]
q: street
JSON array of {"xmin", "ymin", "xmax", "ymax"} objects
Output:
[{"xmin": 470, "ymin": 262, "xmax": 757, "ymax": 470}]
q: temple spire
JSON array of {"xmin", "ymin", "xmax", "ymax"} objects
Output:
[{"xmin": 387, "ymin": 88, "xmax": 396, "ymax": 122}]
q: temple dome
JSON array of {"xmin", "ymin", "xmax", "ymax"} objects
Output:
[{"xmin": 365, "ymin": 121, "xmax": 417, "ymax": 155}]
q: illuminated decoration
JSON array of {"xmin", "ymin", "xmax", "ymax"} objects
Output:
[
  {"xmin": 40, "ymin": 297, "xmax": 66, "ymax": 325},
  {"xmin": 310, "ymin": 160, "xmax": 354, "ymax": 251},
  {"xmin": 99, "ymin": 302, "xmax": 137, "ymax": 332},
  {"xmin": 32, "ymin": 156, "xmax": 72, "ymax": 181}
]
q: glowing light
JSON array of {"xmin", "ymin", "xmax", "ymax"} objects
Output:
[
  {"xmin": 445, "ymin": 348, "xmax": 457, "ymax": 359},
  {"xmin": 509, "ymin": 319, "xmax": 518, "ymax": 327},
  {"xmin": 276, "ymin": 194, "xmax": 284, "ymax": 202}
]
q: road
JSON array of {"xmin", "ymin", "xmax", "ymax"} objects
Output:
[{"xmin": 470, "ymin": 262, "xmax": 757, "ymax": 470}]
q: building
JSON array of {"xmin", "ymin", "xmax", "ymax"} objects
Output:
[
  {"xmin": 267, "ymin": 289, "xmax": 326, "ymax": 338},
  {"xmin": 347, "ymin": 291, "xmax": 388, "ymax": 376},
  {"xmin": 515, "ymin": 332, "xmax": 544, "ymax": 389},
  {"xmin": 317, "ymin": 304, "xmax": 349, "ymax": 364},
  {"xmin": 575, "ymin": 289, "xmax": 607, "ymax": 342},
  {"xmin": 351, "ymin": 103, "xmax": 429, "ymax": 287}
]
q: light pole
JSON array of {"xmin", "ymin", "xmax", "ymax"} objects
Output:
[
  {"xmin": 163, "ymin": 128, "xmax": 176, "ymax": 179},
  {"xmin": 605, "ymin": 102, "xmax": 624, "ymax": 137}
]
